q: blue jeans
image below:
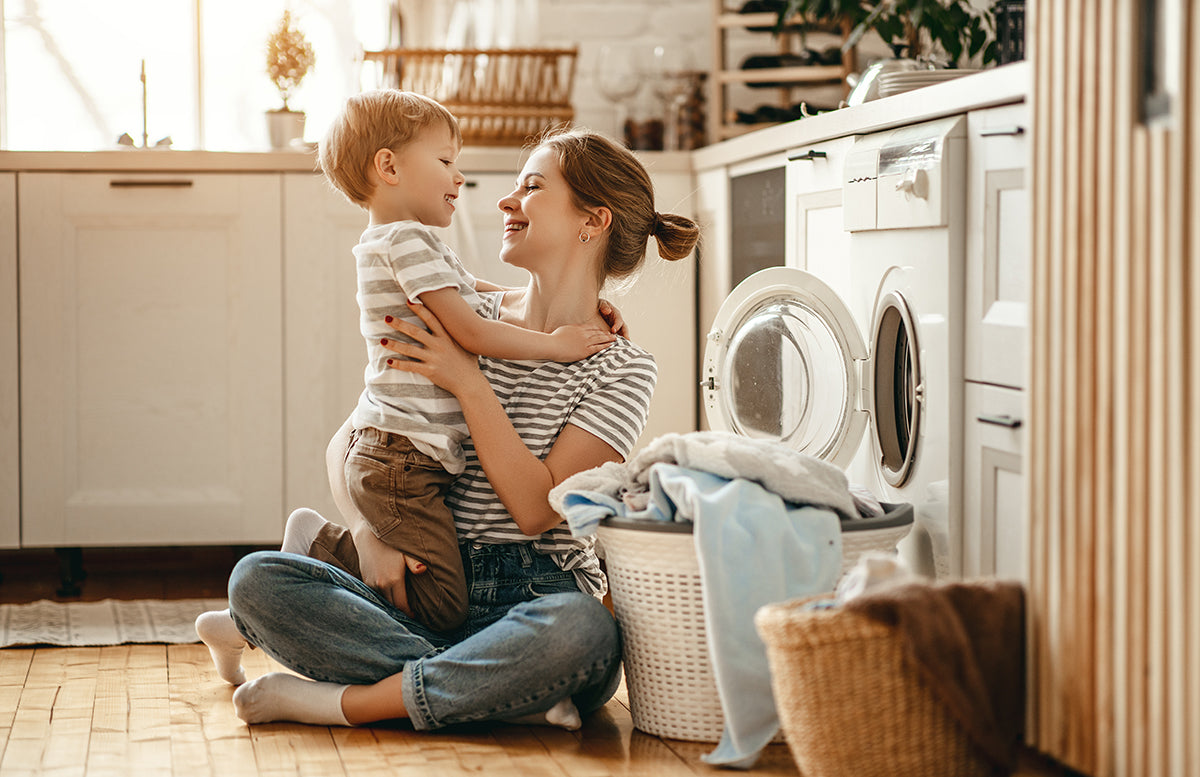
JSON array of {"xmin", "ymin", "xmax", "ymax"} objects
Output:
[{"xmin": 227, "ymin": 543, "xmax": 622, "ymax": 730}]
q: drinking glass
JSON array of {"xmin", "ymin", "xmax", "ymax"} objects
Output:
[
  {"xmin": 593, "ymin": 45, "xmax": 641, "ymax": 138},
  {"xmin": 645, "ymin": 42, "xmax": 697, "ymax": 151}
]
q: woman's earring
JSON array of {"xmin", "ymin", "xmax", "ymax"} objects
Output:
[{"xmin": 579, "ymin": 232, "xmax": 590, "ymax": 244}]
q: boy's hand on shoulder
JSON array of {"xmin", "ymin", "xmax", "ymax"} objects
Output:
[
  {"xmin": 599, "ymin": 299, "xmax": 630, "ymax": 338},
  {"xmin": 549, "ymin": 324, "xmax": 616, "ymax": 362}
]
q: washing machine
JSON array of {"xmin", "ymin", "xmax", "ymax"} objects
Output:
[{"xmin": 703, "ymin": 115, "xmax": 967, "ymax": 579}]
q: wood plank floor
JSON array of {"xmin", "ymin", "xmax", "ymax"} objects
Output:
[{"xmin": 0, "ymin": 547, "xmax": 1078, "ymax": 776}]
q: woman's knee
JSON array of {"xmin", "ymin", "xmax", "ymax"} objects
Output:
[
  {"xmin": 529, "ymin": 592, "xmax": 620, "ymax": 661},
  {"xmin": 228, "ymin": 551, "xmax": 300, "ymax": 613}
]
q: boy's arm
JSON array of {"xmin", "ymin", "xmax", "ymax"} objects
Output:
[
  {"xmin": 473, "ymin": 278, "xmax": 511, "ymax": 293},
  {"xmin": 415, "ymin": 287, "xmax": 614, "ymax": 362}
]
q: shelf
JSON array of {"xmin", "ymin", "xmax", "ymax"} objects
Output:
[
  {"xmin": 719, "ymin": 64, "xmax": 844, "ymax": 86},
  {"xmin": 716, "ymin": 11, "xmax": 845, "ymax": 33},
  {"xmin": 707, "ymin": 1, "xmax": 854, "ymax": 147}
]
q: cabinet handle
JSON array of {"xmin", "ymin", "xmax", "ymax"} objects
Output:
[
  {"xmin": 977, "ymin": 413, "xmax": 1023, "ymax": 428},
  {"xmin": 109, "ymin": 179, "xmax": 194, "ymax": 188},
  {"xmin": 978, "ymin": 125, "xmax": 1025, "ymax": 137},
  {"xmin": 788, "ymin": 149, "xmax": 828, "ymax": 161}
]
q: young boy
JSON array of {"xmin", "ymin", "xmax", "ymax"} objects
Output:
[{"xmin": 197, "ymin": 90, "xmax": 614, "ymax": 679}]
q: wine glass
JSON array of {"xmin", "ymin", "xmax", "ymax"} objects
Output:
[
  {"xmin": 645, "ymin": 42, "xmax": 697, "ymax": 151},
  {"xmin": 593, "ymin": 44, "xmax": 641, "ymax": 138}
]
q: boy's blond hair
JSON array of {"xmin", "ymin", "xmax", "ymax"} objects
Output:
[{"xmin": 319, "ymin": 89, "xmax": 462, "ymax": 207}]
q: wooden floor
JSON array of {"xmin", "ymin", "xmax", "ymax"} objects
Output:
[{"xmin": 0, "ymin": 547, "xmax": 1079, "ymax": 776}]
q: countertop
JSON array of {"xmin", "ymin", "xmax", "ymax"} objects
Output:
[
  {"xmin": 0, "ymin": 145, "xmax": 694, "ymax": 175},
  {"xmin": 692, "ymin": 61, "xmax": 1031, "ymax": 171}
]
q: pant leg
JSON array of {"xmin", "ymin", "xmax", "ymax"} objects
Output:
[
  {"xmin": 307, "ymin": 521, "xmax": 362, "ymax": 579},
  {"xmin": 400, "ymin": 543, "xmax": 624, "ymax": 730},
  {"xmin": 345, "ymin": 427, "xmax": 468, "ymax": 632},
  {"xmin": 227, "ymin": 550, "xmax": 450, "ymax": 685}
]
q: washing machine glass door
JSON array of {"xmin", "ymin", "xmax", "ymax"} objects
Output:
[
  {"xmin": 870, "ymin": 289, "xmax": 921, "ymax": 486},
  {"xmin": 703, "ymin": 267, "xmax": 868, "ymax": 469}
]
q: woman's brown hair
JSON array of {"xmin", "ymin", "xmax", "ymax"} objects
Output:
[{"xmin": 534, "ymin": 128, "xmax": 700, "ymax": 285}]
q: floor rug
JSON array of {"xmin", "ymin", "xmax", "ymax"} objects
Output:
[{"xmin": 0, "ymin": 598, "xmax": 228, "ymax": 647}]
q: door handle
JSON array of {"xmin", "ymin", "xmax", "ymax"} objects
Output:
[
  {"xmin": 109, "ymin": 179, "xmax": 194, "ymax": 188},
  {"xmin": 976, "ymin": 413, "xmax": 1022, "ymax": 428},
  {"xmin": 978, "ymin": 125, "xmax": 1026, "ymax": 137},
  {"xmin": 788, "ymin": 149, "xmax": 828, "ymax": 161}
]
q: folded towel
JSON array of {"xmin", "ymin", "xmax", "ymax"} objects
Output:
[{"xmin": 843, "ymin": 579, "xmax": 1026, "ymax": 771}]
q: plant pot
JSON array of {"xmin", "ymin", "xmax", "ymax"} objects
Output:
[{"xmin": 266, "ymin": 108, "xmax": 306, "ymax": 150}]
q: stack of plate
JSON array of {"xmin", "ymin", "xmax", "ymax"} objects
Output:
[{"xmin": 877, "ymin": 69, "xmax": 979, "ymax": 98}]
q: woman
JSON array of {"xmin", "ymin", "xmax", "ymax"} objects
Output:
[{"xmin": 217, "ymin": 128, "xmax": 699, "ymax": 729}]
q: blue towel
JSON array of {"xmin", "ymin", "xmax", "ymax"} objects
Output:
[{"xmin": 565, "ymin": 463, "xmax": 842, "ymax": 769}]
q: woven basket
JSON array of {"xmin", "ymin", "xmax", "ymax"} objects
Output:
[
  {"xmin": 754, "ymin": 595, "xmax": 994, "ymax": 777},
  {"xmin": 362, "ymin": 48, "xmax": 577, "ymax": 146},
  {"xmin": 597, "ymin": 503, "xmax": 913, "ymax": 743}
]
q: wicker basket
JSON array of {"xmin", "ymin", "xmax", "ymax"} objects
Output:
[
  {"xmin": 362, "ymin": 48, "xmax": 578, "ymax": 146},
  {"xmin": 754, "ymin": 595, "xmax": 994, "ymax": 777},
  {"xmin": 597, "ymin": 503, "xmax": 913, "ymax": 743}
]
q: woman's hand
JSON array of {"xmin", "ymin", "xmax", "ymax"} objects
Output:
[{"xmin": 381, "ymin": 303, "xmax": 490, "ymax": 397}]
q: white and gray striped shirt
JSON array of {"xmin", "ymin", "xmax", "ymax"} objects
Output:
[
  {"xmin": 447, "ymin": 293, "xmax": 657, "ymax": 596},
  {"xmin": 350, "ymin": 221, "xmax": 484, "ymax": 475}
]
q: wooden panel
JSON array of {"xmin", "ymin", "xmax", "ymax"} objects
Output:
[{"xmin": 1029, "ymin": 1, "xmax": 1198, "ymax": 775}]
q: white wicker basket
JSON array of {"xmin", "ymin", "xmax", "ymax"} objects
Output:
[{"xmin": 598, "ymin": 503, "xmax": 914, "ymax": 743}]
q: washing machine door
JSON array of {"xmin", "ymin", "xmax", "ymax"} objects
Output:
[{"xmin": 702, "ymin": 266, "xmax": 868, "ymax": 470}]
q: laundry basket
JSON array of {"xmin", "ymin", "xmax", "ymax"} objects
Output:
[
  {"xmin": 597, "ymin": 503, "xmax": 913, "ymax": 742},
  {"xmin": 754, "ymin": 594, "xmax": 994, "ymax": 777},
  {"xmin": 361, "ymin": 48, "xmax": 578, "ymax": 145}
]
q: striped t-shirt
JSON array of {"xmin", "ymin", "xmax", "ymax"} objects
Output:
[
  {"xmin": 447, "ymin": 293, "xmax": 657, "ymax": 597},
  {"xmin": 350, "ymin": 220, "xmax": 485, "ymax": 475}
]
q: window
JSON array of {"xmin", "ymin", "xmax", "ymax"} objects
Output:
[{"xmin": 1, "ymin": 0, "xmax": 391, "ymax": 150}]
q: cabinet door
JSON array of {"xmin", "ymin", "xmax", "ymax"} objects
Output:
[
  {"xmin": 785, "ymin": 137, "xmax": 852, "ymax": 288},
  {"xmin": 19, "ymin": 173, "xmax": 284, "ymax": 546},
  {"xmin": 961, "ymin": 381, "xmax": 1026, "ymax": 580},
  {"xmin": 966, "ymin": 103, "xmax": 1030, "ymax": 388},
  {"xmin": 0, "ymin": 173, "xmax": 17, "ymax": 548},
  {"xmin": 282, "ymin": 174, "xmax": 368, "ymax": 521}
]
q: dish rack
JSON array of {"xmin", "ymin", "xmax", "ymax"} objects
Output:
[
  {"xmin": 597, "ymin": 503, "xmax": 914, "ymax": 742},
  {"xmin": 361, "ymin": 48, "xmax": 578, "ymax": 146}
]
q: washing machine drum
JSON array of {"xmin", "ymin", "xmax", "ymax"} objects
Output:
[{"xmin": 702, "ymin": 267, "xmax": 922, "ymax": 485}]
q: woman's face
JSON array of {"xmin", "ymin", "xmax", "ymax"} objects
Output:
[{"xmin": 497, "ymin": 146, "xmax": 586, "ymax": 270}]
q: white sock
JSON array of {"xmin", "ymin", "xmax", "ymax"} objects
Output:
[
  {"xmin": 195, "ymin": 609, "xmax": 247, "ymax": 686},
  {"xmin": 281, "ymin": 507, "xmax": 329, "ymax": 555},
  {"xmin": 505, "ymin": 697, "xmax": 582, "ymax": 730},
  {"xmin": 232, "ymin": 672, "xmax": 351, "ymax": 726}
]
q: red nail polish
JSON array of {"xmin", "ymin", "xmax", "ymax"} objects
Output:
[
  {"xmin": 385, "ymin": 315, "xmax": 393, "ymax": 323},
  {"xmin": 386, "ymin": 358, "xmax": 393, "ymax": 366},
  {"xmin": 380, "ymin": 338, "xmax": 388, "ymax": 346}
]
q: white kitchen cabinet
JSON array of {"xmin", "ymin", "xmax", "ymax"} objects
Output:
[
  {"xmin": 18, "ymin": 173, "xmax": 284, "ymax": 546},
  {"xmin": 785, "ymin": 135, "xmax": 853, "ymax": 281},
  {"xmin": 282, "ymin": 174, "xmax": 368, "ymax": 522},
  {"xmin": 1, "ymin": 173, "xmax": 17, "ymax": 548},
  {"xmin": 965, "ymin": 102, "xmax": 1030, "ymax": 388},
  {"xmin": 961, "ymin": 381, "xmax": 1026, "ymax": 580}
]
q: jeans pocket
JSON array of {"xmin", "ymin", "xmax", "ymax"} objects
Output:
[{"xmin": 344, "ymin": 448, "xmax": 403, "ymax": 535}]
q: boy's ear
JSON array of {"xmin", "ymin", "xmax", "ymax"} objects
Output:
[{"xmin": 373, "ymin": 148, "xmax": 400, "ymax": 184}]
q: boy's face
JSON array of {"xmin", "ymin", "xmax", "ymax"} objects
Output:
[{"xmin": 382, "ymin": 123, "xmax": 464, "ymax": 228}]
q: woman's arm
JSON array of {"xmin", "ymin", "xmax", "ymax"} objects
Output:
[{"xmin": 383, "ymin": 302, "xmax": 622, "ymax": 535}]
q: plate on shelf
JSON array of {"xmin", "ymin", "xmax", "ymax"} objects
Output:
[{"xmin": 877, "ymin": 69, "xmax": 979, "ymax": 97}]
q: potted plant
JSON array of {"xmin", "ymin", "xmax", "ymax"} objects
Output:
[
  {"xmin": 265, "ymin": 10, "xmax": 316, "ymax": 149},
  {"xmin": 774, "ymin": 0, "xmax": 998, "ymax": 67}
]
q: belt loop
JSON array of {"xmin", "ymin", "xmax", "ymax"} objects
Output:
[{"xmin": 517, "ymin": 544, "xmax": 533, "ymax": 568}]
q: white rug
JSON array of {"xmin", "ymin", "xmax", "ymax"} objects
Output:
[{"xmin": 0, "ymin": 598, "xmax": 228, "ymax": 647}]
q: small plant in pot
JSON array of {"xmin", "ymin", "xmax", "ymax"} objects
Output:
[{"xmin": 265, "ymin": 10, "xmax": 316, "ymax": 149}]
